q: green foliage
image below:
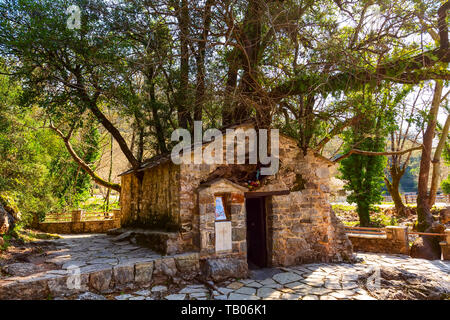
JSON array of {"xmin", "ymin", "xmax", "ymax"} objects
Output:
[
  {"xmin": 441, "ymin": 177, "xmax": 450, "ymax": 195},
  {"xmin": 0, "ymin": 63, "xmax": 100, "ymax": 225},
  {"xmin": 339, "ymin": 86, "xmax": 393, "ymax": 226},
  {"xmin": 80, "ymin": 196, "xmax": 120, "ymax": 212},
  {"xmin": 50, "ymin": 124, "xmax": 101, "ymax": 210}
]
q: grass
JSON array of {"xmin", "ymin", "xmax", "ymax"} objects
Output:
[
  {"xmin": 1, "ymin": 225, "xmax": 60, "ymax": 251},
  {"xmin": 332, "ymin": 203, "xmax": 399, "ymax": 227},
  {"xmin": 15, "ymin": 227, "xmax": 60, "ymax": 242},
  {"xmin": 78, "ymin": 196, "xmax": 120, "ymax": 212},
  {"xmin": 331, "ymin": 204, "xmax": 356, "ymax": 212}
]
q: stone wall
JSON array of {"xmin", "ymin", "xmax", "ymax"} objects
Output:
[
  {"xmin": 0, "ymin": 252, "xmax": 200, "ymax": 300},
  {"xmin": 120, "ymin": 162, "xmax": 181, "ymax": 230},
  {"xmin": 38, "ymin": 219, "xmax": 121, "ymax": 234},
  {"xmin": 197, "ymin": 179, "xmax": 249, "ymax": 281},
  {"xmin": 258, "ymin": 136, "xmax": 353, "ymax": 266},
  {"xmin": 119, "ymin": 126, "xmax": 353, "ymax": 268},
  {"xmin": 348, "ymin": 226, "xmax": 410, "ymax": 255}
]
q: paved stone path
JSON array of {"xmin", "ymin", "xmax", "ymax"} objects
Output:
[
  {"xmin": 85, "ymin": 252, "xmax": 449, "ymax": 301},
  {"xmin": 2, "ymin": 234, "xmax": 449, "ymax": 300},
  {"xmin": 45, "ymin": 234, "xmax": 162, "ymax": 271}
]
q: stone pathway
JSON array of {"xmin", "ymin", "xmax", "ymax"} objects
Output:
[
  {"xmin": 81, "ymin": 253, "xmax": 449, "ymax": 301},
  {"xmin": 44, "ymin": 234, "xmax": 162, "ymax": 270},
  {"xmin": 2, "ymin": 234, "xmax": 449, "ymax": 300},
  {"xmin": 0, "ymin": 234, "xmax": 200, "ymax": 299}
]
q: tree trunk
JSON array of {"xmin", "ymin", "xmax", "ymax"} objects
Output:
[
  {"xmin": 232, "ymin": 0, "xmax": 265, "ymax": 124},
  {"xmin": 193, "ymin": 0, "xmax": 214, "ymax": 122},
  {"xmin": 417, "ymin": 81, "xmax": 443, "ymax": 231},
  {"xmin": 177, "ymin": 0, "xmax": 192, "ymax": 129},
  {"xmin": 385, "ymin": 176, "xmax": 407, "ymax": 216},
  {"xmin": 429, "ymin": 114, "xmax": 450, "ymax": 206},
  {"xmin": 222, "ymin": 49, "xmax": 239, "ymax": 126},
  {"xmin": 357, "ymin": 200, "xmax": 371, "ymax": 227}
]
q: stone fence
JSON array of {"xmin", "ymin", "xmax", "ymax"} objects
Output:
[
  {"xmin": 347, "ymin": 226, "xmax": 450, "ymax": 260},
  {"xmin": 38, "ymin": 209, "xmax": 121, "ymax": 234}
]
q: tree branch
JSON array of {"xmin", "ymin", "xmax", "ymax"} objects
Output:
[
  {"xmin": 49, "ymin": 122, "xmax": 121, "ymax": 193},
  {"xmin": 333, "ymin": 145, "xmax": 423, "ymax": 163}
]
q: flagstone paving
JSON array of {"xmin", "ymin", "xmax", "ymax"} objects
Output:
[
  {"xmin": 85, "ymin": 252, "xmax": 449, "ymax": 301},
  {"xmin": 3, "ymin": 234, "xmax": 448, "ymax": 300}
]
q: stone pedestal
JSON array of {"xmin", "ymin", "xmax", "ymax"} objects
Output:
[
  {"xmin": 71, "ymin": 210, "xmax": 83, "ymax": 223},
  {"xmin": 385, "ymin": 226, "xmax": 409, "ymax": 255},
  {"xmin": 112, "ymin": 209, "xmax": 121, "ymax": 220},
  {"xmin": 440, "ymin": 229, "xmax": 450, "ymax": 260}
]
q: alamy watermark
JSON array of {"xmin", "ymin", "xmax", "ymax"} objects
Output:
[
  {"xmin": 66, "ymin": 265, "xmax": 81, "ymax": 290},
  {"xmin": 171, "ymin": 121, "xmax": 280, "ymax": 175},
  {"xmin": 66, "ymin": 5, "xmax": 81, "ymax": 30}
]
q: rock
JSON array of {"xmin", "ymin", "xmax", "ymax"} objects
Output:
[
  {"xmin": 115, "ymin": 294, "xmax": 134, "ymax": 300},
  {"xmin": 0, "ymin": 202, "xmax": 16, "ymax": 235},
  {"xmin": 154, "ymin": 258, "xmax": 177, "ymax": 277},
  {"xmin": 440, "ymin": 207, "xmax": 450, "ymax": 224},
  {"xmin": 302, "ymin": 295, "xmax": 319, "ymax": 300},
  {"xmin": 77, "ymin": 292, "xmax": 107, "ymax": 300},
  {"xmin": 272, "ymin": 272, "xmax": 303, "ymax": 285},
  {"xmin": 256, "ymin": 287, "xmax": 282, "ymax": 299},
  {"xmin": 47, "ymin": 275, "xmax": 71, "ymax": 296},
  {"xmin": 189, "ymin": 292, "xmax": 209, "ymax": 299},
  {"xmin": 320, "ymin": 295, "xmax": 338, "ymax": 300},
  {"xmin": 165, "ymin": 294, "xmax": 186, "ymax": 300},
  {"xmin": 410, "ymin": 224, "xmax": 444, "ymax": 260},
  {"xmin": 179, "ymin": 285, "xmax": 208, "ymax": 294},
  {"xmin": 134, "ymin": 289, "xmax": 151, "ymax": 296},
  {"xmin": 89, "ymin": 269, "xmax": 113, "ymax": 293},
  {"xmin": 227, "ymin": 281, "xmax": 244, "ymax": 290},
  {"xmin": 134, "ymin": 261, "xmax": 154, "ymax": 284},
  {"xmin": 228, "ymin": 293, "xmax": 259, "ymax": 300},
  {"xmin": 174, "ymin": 253, "xmax": 200, "ymax": 279},
  {"xmin": 62, "ymin": 261, "xmax": 86, "ymax": 270},
  {"xmin": 151, "ymin": 285, "xmax": 168, "ymax": 293},
  {"xmin": 113, "ymin": 264, "xmax": 135, "ymax": 287},
  {"xmin": 0, "ymin": 278, "xmax": 50, "ymax": 300},
  {"xmin": 203, "ymin": 258, "xmax": 248, "ymax": 282},
  {"xmin": 4, "ymin": 263, "xmax": 44, "ymax": 277},
  {"xmin": 112, "ymin": 230, "xmax": 134, "ymax": 242},
  {"xmin": 235, "ymin": 286, "xmax": 257, "ymax": 295}
]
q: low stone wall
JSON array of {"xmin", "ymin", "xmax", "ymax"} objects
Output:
[
  {"xmin": 38, "ymin": 209, "xmax": 122, "ymax": 234},
  {"xmin": 38, "ymin": 219, "xmax": 121, "ymax": 234},
  {"xmin": 348, "ymin": 226, "xmax": 409, "ymax": 255},
  {"xmin": 0, "ymin": 252, "xmax": 200, "ymax": 300}
]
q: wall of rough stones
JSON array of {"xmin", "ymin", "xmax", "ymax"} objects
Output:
[
  {"xmin": 119, "ymin": 125, "xmax": 353, "ymax": 267},
  {"xmin": 120, "ymin": 162, "xmax": 180, "ymax": 230},
  {"xmin": 196, "ymin": 180, "xmax": 249, "ymax": 280},
  {"xmin": 347, "ymin": 226, "xmax": 410, "ymax": 255},
  {"xmin": 257, "ymin": 135, "xmax": 353, "ymax": 266},
  {"xmin": 0, "ymin": 252, "xmax": 200, "ymax": 300},
  {"xmin": 38, "ymin": 219, "xmax": 121, "ymax": 234}
]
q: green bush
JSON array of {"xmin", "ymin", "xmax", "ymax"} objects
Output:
[{"xmin": 441, "ymin": 177, "xmax": 450, "ymax": 195}]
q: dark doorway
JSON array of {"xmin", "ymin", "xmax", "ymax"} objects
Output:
[{"xmin": 245, "ymin": 197, "xmax": 268, "ymax": 268}]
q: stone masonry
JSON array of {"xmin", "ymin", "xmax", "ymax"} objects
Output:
[
  {"xmin": 0, "ymin": 234, "xmax": 200, "ymax": 300},
  {"xmin": 118, "ymin": 123, "xmax": 353, "ymax": 275},
  {"xmin": 348, "ymin": 226, "xmax": 410, "ymax": 255}
]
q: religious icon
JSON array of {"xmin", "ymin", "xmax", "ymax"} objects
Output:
[{"xmin": 215, "ymin": 196, "xmax": 227, "ymax": 221}]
